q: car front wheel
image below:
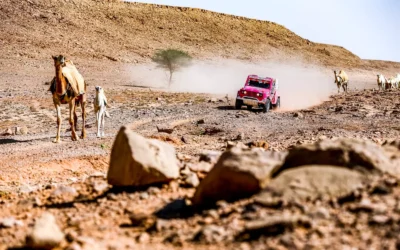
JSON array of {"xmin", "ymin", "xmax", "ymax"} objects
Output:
[
  {"xmin": 262, "ymin": 99, "xmax": 270, "ymax": 113},
  {"xmin": 235, "ymin": 99, "xmax": 243, "ymax": 109}
]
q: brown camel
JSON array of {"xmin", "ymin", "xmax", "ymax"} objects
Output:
[{"xmin": 50, "ymin": 55, "xmax": 87, "ymax": 143}]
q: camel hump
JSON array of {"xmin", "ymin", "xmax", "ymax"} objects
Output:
[{"xmin": 62, "ymin": 63, "xmax": 85, "ymax": 95}]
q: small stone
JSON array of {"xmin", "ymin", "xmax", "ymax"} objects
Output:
[
  {"xmin": 184, "ymin": 172, "xmax": 200, "ymax": 187},
  {"xmin": 140, "ymin": 192, "xmax": 149, "ymax": 200},
  {"xmin": 208, "ymin": 98, "xmax": 218, "ymax": 103},
  {"xmin": 19, "ymin": 184, "xmax": 36, "ymax": 194},
  {"xmin": 92, "ymin": 182, "xmax": 109, "ymax": 193},
  {"xmin": 15, "ymin": 126, "xmax": 28, "ymax": 135},
  {"xmin": 181, "ymin": 135, "xmax": 191, "ymax": 144},
  {"xmin": 156, "ymin": 125, "xmax": 174, "ymax": 134},
  {"xmin": 247, "ymin": 141, "xmax": 269, "ymax": 150},
  {"xmin": 237, "ymin": 215, "xmax": 311, "ymax": 240},
  {"xmin": 2, "ymin": 128, "xmax": 13, "ymax": 136},
  {"xmin": 196, "ymin": 119, "xmax": 205, "ymax": 125},
  {"xmin": 236, "ymin": 133, "xmax": 244, "ymax": 140},
  {"xmin": 26, "ymin": 213, "xmax": 65, "ymax": 249},
  {"xmin": 192, "ymin": 225, "xmax": 227, "ymax": 243},
  {"xmin": 30, "ymin": 106, "xmax": 39, "ymax": 112},
  {"xmin": 136, "ymin": 232, "xmax": 150, "ymax": 243},
  {"xmin": 254, "ymin": 195, "xmax": 283, "ymax": 208},
  {"xmin": 199, "ymin": 151, "xmax": 221, "ymax": 164},
  {"xmin": 280, "ymin": 234, "xmax": 295, "ymax": 248},
  {"xmin": 188, "ymin": 162, "xmax": 213, "ymax": 173},
  {"xmin": 51, "ymin": 185, "xmax": 78, "ymax": 197},
  {"xmin": 163, "ymin": 232, "xmax": 184, "ymax": 246},
  {"xmin": 293, "ymin": 112, "xmax": 304, "ymax": 119},
  {"xmin": 337, "ymin": 212, "xmax": 356, "ymax": 227},
  {"xmin": 311, "ymin": 207, "xmax": 331, "ymax": 220},
  {"xmin": 148, "ymin": 187, "xmax": 160, "ymax": 195},
  {"xmin": 369, "ymin": 215, "xmax": 391, "ymax": 225},
  {"xmin": 0, "ymin": 217, "xmax": 24, "ymax": 228}
]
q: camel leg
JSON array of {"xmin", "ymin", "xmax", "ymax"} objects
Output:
[
  {"xmin": 73, "ymin": 105, "xmax": 78, "ymax": 131},
  {"xmin": 101, "ymin": 109, "xmax": 105, "ymax": 137},
  {"xmin": 96, "ymin": 108, "xmax": 102, "ymax": 137},
  {"xmin": 69, "ymin": 101, "xmax": 78, "ymax": 141},
  {"xmin": 53, "ymin": 103, "xmax": 62, "ymax": 143},
  {"xmin": 81, "ymin": 97, "xmax": 87, "ymax": 139}
]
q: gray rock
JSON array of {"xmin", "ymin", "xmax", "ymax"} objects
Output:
[
  {"xmin": 156, "ymin": 124, "xmax": 174, "ymax": 134},
  {"xmin": 107, "ymin": 127, "xmax": 180, "ymax": 187},
  {"xmin": 192, "ymin": 147, "xmax": 282, "ymax": 207},
  {"xmin": 272, "ymin": 138, "xmax": 397, "ymax": 178},
  {"xmin": 26, "ymin": 212, "xmax": 65, "ymax": 249},
  {"xmin": 264, "ymin": 165, "xmax": 368, "ymax": 201}
]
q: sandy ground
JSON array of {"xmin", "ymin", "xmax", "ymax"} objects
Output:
[{"xmin": 0, "ymin": 58, "xmax": 400, "ymax": 249}]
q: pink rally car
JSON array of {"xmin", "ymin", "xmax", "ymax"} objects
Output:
[{"xmin": 235, "ymin": 75, "xmax": 281, "ymax": 113}]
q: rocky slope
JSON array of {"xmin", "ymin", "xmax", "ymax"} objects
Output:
[{"xmin": 1, "ymin": 0, "xmax": 399, "ymax": 71}]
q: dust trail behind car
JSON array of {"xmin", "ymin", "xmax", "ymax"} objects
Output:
[{"xmin": 126, "ymin": 59, "xmax": 335, "ymax": 111}]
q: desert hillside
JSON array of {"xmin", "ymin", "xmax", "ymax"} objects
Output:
[
  {"xmin": 1, "ymin": 0, "xmax": 399, "ymax": 70},
  {"xmin": 3, "ymin": 1, "xmax": 400, "ymax": 249}
]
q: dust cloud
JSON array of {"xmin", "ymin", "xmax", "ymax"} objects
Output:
[{"xmin": 126, "ymin": 59, "xmax": 336, "ymax": 111}]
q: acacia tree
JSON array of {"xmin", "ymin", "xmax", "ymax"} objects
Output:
[{"xmin": 152, "ymin": 49, "xmax": 192, "ymax": 87}]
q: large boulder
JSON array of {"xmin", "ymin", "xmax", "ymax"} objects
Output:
[
  {"xmin": 107, "ymin": 126, "xmax": 180, "ymax": 187},
  {"xmin": 192, "ymin": 147, "xmax": 284, "ymax": 207},
  {"xmin": 258, "ymin": 165, "xmax": 369, "ymax": 201},
  {"xmin": 271, "ymin": 138, "xmax": 397, "ymax": 178}
]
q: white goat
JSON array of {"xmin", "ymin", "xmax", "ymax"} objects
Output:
[
  {"xmin": 94, "ymin": 86, "xmax": 110, "ymax": 137},
  {"xmin": 377, "ymin": 74, "xmax": 388, "ymax": 91}
]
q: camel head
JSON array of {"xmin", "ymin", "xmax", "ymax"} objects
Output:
[
  {"xmin": 52, "ymin": 55, "xmax": 66, "ymax": 67},
  {"xmin": 95, "ymin": 86, "xmax": 104, "ymax": 94},
  {"xmin": 333, "ymin": 70, "xmax": 340, "ymax": 83}
]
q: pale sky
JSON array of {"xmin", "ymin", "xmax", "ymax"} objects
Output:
[{"xmin": 130, "ymin": 0, "xmax": 400, "ymax": 62}]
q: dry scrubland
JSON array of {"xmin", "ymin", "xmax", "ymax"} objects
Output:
[{"xmin": 1, "ymin": 0, "xmax": 400, "ymax": 249}]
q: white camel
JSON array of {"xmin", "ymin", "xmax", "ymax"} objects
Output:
[
  {"xmin": 377, "ymin": 74, "xmax": 388, "ymax": 91},
  {"xmin": 334, "ymin": 70, "xmax": 349, "ymax": 94},
  {"xmin": 94, "ymin": 86, "xmax": 110, "ymax": 138}
]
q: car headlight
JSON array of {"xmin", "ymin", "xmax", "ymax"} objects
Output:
[
  {"xmin": 257, "ymin": 93, "xmax": 262, "ymax": 97},
  {"xmin": 242, "ymin": 91, "xmax": 247, "ymax": 94}
]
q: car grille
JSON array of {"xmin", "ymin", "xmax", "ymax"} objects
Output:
[{"xmin": 244, "ymin": 91, "xmax": 259, "ymax": 98}]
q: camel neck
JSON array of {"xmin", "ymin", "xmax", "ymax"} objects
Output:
[{"xmin": 55, "ymin": 65, "xmax": 66, "ymax": 95}]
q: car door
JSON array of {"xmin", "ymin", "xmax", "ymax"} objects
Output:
[{"xmin": 271, "ymin": 80, "xmax": 277, "ymax": 103}]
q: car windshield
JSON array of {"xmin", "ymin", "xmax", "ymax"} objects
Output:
[{"xmin": 248, "ymin": 80, "xmax": 270, "ymax": 89}]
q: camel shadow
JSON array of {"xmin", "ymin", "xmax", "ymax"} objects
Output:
[
  {"xmin": 0, "ymin": 138, "xmax": 47, "ymax": 145},
  {"xmin": 43, "ymin": 184, "xmax": 166, "ymax": 209}
]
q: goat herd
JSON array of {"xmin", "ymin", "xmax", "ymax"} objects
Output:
[{"xmin": 334, "ymin": 69, "xmax": 400, "ymax": 93}]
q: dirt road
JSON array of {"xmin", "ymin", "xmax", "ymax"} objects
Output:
[{"xmin": 1, "ymin": 57, "xmax": 400, "ymax": 249}]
